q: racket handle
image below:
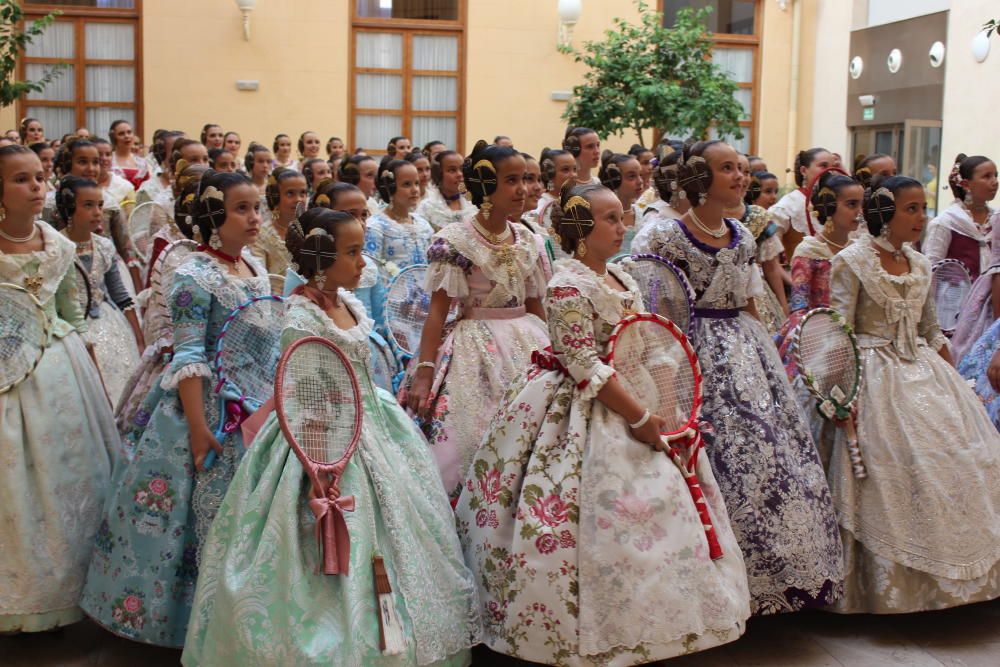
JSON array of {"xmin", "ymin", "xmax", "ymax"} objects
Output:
[
  {"xmin": 202, "ymin": 449, "xmax": 217, "ymax": 470},
  {"xmin": 844, "ymin": 416, "xmax": 867, "ymax": 480},
  {"xmin": 203, "ymin": 400, "xmax": 227, "ymax": 471},
  {"xmin": 666, "ymin": 437, "xmax": 724, "ymax": 560}
]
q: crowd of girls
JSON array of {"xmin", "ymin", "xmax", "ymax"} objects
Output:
[{"xmin": 2, "ymin": 115, "xmax": 1000, "ymax": 667}]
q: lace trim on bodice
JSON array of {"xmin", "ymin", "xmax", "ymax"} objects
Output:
[
  {"xmin": 0, "ymin": 222, "xmax": 74, "ymax": 305},
  {"xmin": 548, "ymin": 258, "xmax": 643, "ymax": 326},
  {"xmin": 173, "ymin": 252, "xmax": 271, "ymax": 310}
]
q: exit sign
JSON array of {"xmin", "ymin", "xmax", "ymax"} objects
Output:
[{"xmin": 863, "ymin": 108, "xmax": 875, "ymax": 121}]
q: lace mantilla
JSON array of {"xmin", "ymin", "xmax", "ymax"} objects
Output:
[
  {"xmin": 173, "ymin": 252, "xmax": 271, "ymax": 310},
  {"xmin": 549, "ymin": 258, "xmax": 643, "ymax": 324}
]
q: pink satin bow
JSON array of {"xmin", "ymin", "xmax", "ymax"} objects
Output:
[{"xmin": 308, "ymin": 488, "xmax": 355, "ymax": 575}]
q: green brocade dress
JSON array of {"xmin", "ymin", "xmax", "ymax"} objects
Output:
[{"xmin": 182, "ymin": 290, "xmax": 479, "ymax": 667}]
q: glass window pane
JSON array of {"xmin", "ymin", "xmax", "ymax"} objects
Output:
[
  {"xmin": 26, "ymin": 64, "xmax": 75, "ymax": 101},
  {"xmin": 412, "ymin": 35, "xmax": 458, "ymax": 70},
  {"xmin": 663, "ymin": 0, "xmax": 756, "ymax": 35},
  {"xmin": 355, "ymin": 114, "xmax": 402, "ymax": 151},
  {"xmin": 26, "ymin": 1, "xmax": 135, "ymax": 6},
  {"xmin": 86, "ymin": 107, "xmax": 135, "ymax": 141},
  {"xmin": 412, "ymin": 76, "xmax": 456, "ymax": 111},
  {"xmin": 85, "ymin": 23, "xmax": 135, "ymax": 60},
  {"xmin": 86, "ymin": 65, "xmax": 134, "ymax": 102},
  {"xmin": 25, "ymin": 20, "xmax": 74, "ymax": 58},
  {"xmin": 709, "ymin": 126, "xmax": 750, "ymax": 154},
  {"xmin": 712, "ymin": 48, "xmax": 754, "ymax": 84},
  {"xmin": 356, "ymin": 74, "xmax": 403, "ymax": 110},
  {"xmin": 412, "ymin": 116, "xmax": 456, "ymax": 152},
  {"xmin": 356, "ymin": 32, "xmax": 403, "ymax": 69},
  {"xmin": 734, "ymin": 88, "xmax": 752, "ymax": 121},
  {"xmin": 26, "ymin": 106, "xmax": 75, "ymax": 140},
  {"xmin": 903, "ymin": 125, "xmax": 942, "ymax": 217},
  {"xmin": 355, "ymin": 0, "xmax": 458, "ymax": 20}
]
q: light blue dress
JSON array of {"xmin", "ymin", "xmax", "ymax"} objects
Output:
[
  {"xmin": 958, "ymin": 317, "xmax": 1000, "ymax": 429},
  {"xmin": 363, "ymin": 211, "xmax": 435, "ymax": 280},
  {"xmin": 182, "ymin": 290, "xmax": 479, "ymax": 666},
  {"xmin": 80, "ymin": 252, "xmax": 271, "ymax": 647}
]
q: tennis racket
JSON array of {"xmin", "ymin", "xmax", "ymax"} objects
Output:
[
  {"xmin": 606, "ymin": 313, "xmax": 722, "ymax": 559},
  {"xmin": 931, "ymin": 259, "xmax": 972, "ymax": 336},
  {"xmin": 368, "ymin": 331, "xmax": 397, "ymax": 392},
  {"xmin": 618, "ymin": 254, "xmax": 696, "ymax": 337},
  {"xmin": 145, "ymin": 239, "xmax": 197, "ymax": 343},
  {"xmin": 275, "ymin": 336, "xmax": 361, "ymax": 574},
  {"xmin": 204, "ymin": 294, "xmax": 286, "ymax": 469},
  {"xmin": 790, "ymin": 307, "xmax": 866, "ymax": 479},
  {"xmin": 0, "ymin": 283, "xmax": 51, "ymax": 395},
  {"xmin": 128, "ymin": 201, "xmax": 157, "ymax": 264},
  {"xmin": 385, "ymin": 264, "xmax": 432, "ymax": 359}
]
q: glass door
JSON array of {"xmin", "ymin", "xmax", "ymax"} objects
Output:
[{"xmin": 902, "ymin": 120, "xmax": 943, "ymax": 218}]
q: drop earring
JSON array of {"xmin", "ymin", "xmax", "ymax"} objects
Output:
[
  {"xmin": 209, "ymin": 227, "xmax": 223, "ymax": 250},
  {"xmin": 577, "ymin": 239, "xmax": 588, "ymax": 258},
  {"xmin": 480, "ymin": 195, "xmax": 493, "ymax": 218},
  {"xmin": 965, "ymin": 191, "xmax": 974, "ymax": 207}
]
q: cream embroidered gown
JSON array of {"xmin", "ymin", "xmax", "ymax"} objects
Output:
[
  {"xmin": 455, "ymin": 259, "xmax": 750, "ymax": 666},
  {"xmin": 828, "ymin": 235, "xmax": 1000, "ymax": 613}
]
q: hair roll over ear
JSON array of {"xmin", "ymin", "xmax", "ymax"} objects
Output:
[{"xmin": 551, "ymin": 181, "xmax": 602, "ymax": 254}]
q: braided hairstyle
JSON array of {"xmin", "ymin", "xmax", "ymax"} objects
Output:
[
  {"xmin": 302, "ymin": 157, "xmax": 327, "ymax": 188},
  {"xmin": 376, "ymin": 157, "xmax": 411, "ymax": 204},
  {"xmin": 338, "ymin": 154, "xmax": 376, "ymax": 186},
  {"xmin": 173, "ymin": 165, "xmax": 209, "ymax": 241},
  {"xmin": 549, "ymin": 182, "xmax": 606, "ymax": 255},
  {"xmin": 55, "ymin": 175, "xmax": 99, "ymax": 226},
  {"xmin": 284, "ymin": 207, "xmax": 358, "ymax": 280},
  {"xmin": 538, "ymin": 147, "xmax": 571, "ymax": 191},
  {"xmin": 171, "ymin": 160, "xmax": 209, "ymax": 199},
  {"xmin": 266, "ymin": 167, "xmax": 306, "ymax": 212},
  {"xmin": 54, "ymin": 136, "xmax": 97, "ymax": 178},
  {"xmin": 562, "ymin": 126, "xmax": 597, "ymax": 157},
  {"xmin": 186, "ymin": 170, "xmax": 254, "ymax": 245},
  {"xmin": 430, "ymin": 150, "xmax": 461, "ymax": 186},
  {"xmin": 651, "ymin": 148, "xmax": 682, "ymax": 202},
  {"xmin": 810, "ymin": 168, "xmax": 856, "ymax": 224},
  {"xmin": 853, "ymin": 153, "xmax": 893, "ymax": 190},
  {"xmin": 462, "ymin": 139, "xmax": 519, "ymax": 208},
  {"xmin": 744, "ymin": 170, "xmax": 777, "ymax": 206},
  {"xmin": 674, "ymin": 140, "xmax": 724, "ymax": 205},
  {"xmin": 598, "ymin": 150, "xmax": 633, "ymax": 191},
  {"xmin": 862, "ymin": 175, "xmax": 923, "ymax": 237}
]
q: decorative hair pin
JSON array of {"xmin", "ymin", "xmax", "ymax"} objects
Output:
[
  {"xmin": 200, "ymin": 185, "xmax": 224, "ymax": 203},
  {"xmin": 315, "ymin": 194, "xmax": 330, "ymax": 207}
]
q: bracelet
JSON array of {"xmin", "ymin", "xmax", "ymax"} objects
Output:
[
  {"xmin": 415, "ymin": 361, "xmax": 436, "ymax": 372},
  {"xmin": 629, "ymin": 409, "xmax": 651, "ymax": 429}
]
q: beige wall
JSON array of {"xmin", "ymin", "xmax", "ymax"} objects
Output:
[
  {"xmin": 141, "ymin": 0, "xmax": 350, "ymax": 152},
  {"xmin": 755, "ymin": 0, "xmax": 794, "ymax": 180}
]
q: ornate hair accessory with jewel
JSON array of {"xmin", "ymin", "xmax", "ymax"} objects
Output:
[
  {"xmin": 869, "ymin": 186, "xmax": 896, "ymax": 226},
  {"xmin": 561, "ymin": 194, "xmax": 595, "ymax": 240},
  {"xmin": 315, "ymin": 194, "xmax": 330, "ymax": 207}
]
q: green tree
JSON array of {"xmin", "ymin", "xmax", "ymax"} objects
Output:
[
  {"xmin": 0, "ymin": 0, "xmax": 64, "ymax": 108},
  {"xmin": 561, "ymin": 1, "xmax": 743, "ymax": 148}
]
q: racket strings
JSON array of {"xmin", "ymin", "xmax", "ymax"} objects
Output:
[
  {"xmin": 0, "ymin": 289, "xmax": 45, "ymax": 386},
  {"xmin": 386, "ymin": 268, "xmax": 428, "ymax": 355},
  {"xmin": 932, "ymin": 265, "xmax": 970, "ymax": 329},
  {"xmin": 282, "ymin": 345, "xmax": 358, "ymax": 464},
  {"xmin": 622, "ymin": 260, "xmax": 691, "ymax": 332},
  {"xmin": 798, "ymin": 318, "xmax": 857, "ymax": 400},
  {"xmin": 218, "ymin": 300, "xmax": 285, "ymax": 400},
  {"xmin": 613, "ymin": 322, "xmax": 695, "ymax": 433}
]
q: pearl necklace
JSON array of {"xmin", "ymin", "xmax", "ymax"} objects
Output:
[
  {"xmin": 816, "ymin": 232, "xmax": 847, "ymax": 250},
  {"xmin": 689, "ymin": 208, "xmax": 728, "ymax": 239},
  {"xmin": 0, "ymin": 223, "xmax": 38, "ymax": 244},
  {"xmin": 472, "ymin": 215, "xmax": 512, "ymax": 244}
]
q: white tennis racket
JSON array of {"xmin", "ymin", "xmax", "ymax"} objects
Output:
[
  {"xmin": 931, "ymin": 259, "xmax": 972, "ymax": 336},
  {"xmin": 619, "ymin": 254, "xmax": 696, "ymax": 337},
  {"xmin": 128, "ymin": 201, "xmax": 157, "ymax": 264},
  {"xmin": 0, "ymin": 283, "xmax": 51, "ymax": 394}
]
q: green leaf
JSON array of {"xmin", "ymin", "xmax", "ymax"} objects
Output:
[{"xmin": 0, "ymin": 3, "xmax": 65, "ymax": 109}]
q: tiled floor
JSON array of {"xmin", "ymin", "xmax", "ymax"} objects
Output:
[{"xmin": 4, "ymin": 599, "xmax": 1000, "ymax": 666}]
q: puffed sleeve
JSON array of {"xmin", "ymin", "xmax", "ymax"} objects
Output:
[
  {"xmin": 787, "ymin": 256, "xmax": 815, "ymax": 313},
  {"xmin": 424, "ymin": 236, "xmax": 472, "ymax": 298},
  {"xmin": 758, "ymin": 230, "xmax": 783, "ymax": 262},
  {"xmin": 160, "ymin": 268, "xmax": 214, "ymax": 390},
  {"xmin": 829, "ymin": 254, "xmax": 860, "ymax": 330},
  {"xmin": 545, "ymin": 285, "xmax": 615, "ymax": 400},
  {"xmin": 918, "ymin": 280, "xmax": 949, "ymax": 351},
  {"xmin": 55, "ymin": 265, "xmax": 88, "ymax": 335},
  {"xmin": 921, "ymin": 218, "xmax": 951, "ymax": 265}
]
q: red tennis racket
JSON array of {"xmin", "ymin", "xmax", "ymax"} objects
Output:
[
  {"xmin": 275, "ymin": 336, "xmax": 362, "ymax": 575},
  {"xmin": 606, "ymin": 313, "xmax": 722, "ymax": 560}
]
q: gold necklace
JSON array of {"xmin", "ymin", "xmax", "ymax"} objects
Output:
[{"xmin": 472, "ymin": 215, "xmax": 512, "ymax": 244}]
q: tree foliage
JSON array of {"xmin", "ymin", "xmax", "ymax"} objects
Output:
[
  {"xmin": 561, "ymin": 1, "xmax": 744, "ymax": 148},
  {"xmin": 0, "ymin": 0, "xmax": 65, "ymax": 109}
]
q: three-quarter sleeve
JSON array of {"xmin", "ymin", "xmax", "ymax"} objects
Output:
[
  {"xmin": 545, "ymin": 286, "xmax": 615, "ymax": 400},
  {"xmin": 787, "ymin": 256, "xmax": 816, "ymax": 313},
  {"xmin": 159, "ymin": 269, "xmax": 214, "ymax": 390},
  {"xmin": 829, "ymin": 254, "xmax": 860, "ymax": 329},
  {"xmin": 55, "ymin": 264, "xmax": 88, "ymax": 335},
  {"xmin": 424, "ymin": 237, "xmax": 472, "ymax": 298},
  {"xmin": 104, "ymin": 256, "xmax": 135, "ymax": 311}
]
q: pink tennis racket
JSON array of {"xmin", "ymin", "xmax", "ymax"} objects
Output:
[
  {"xmin": 275, "ymin": 336, "xmax": 362, "ymax": 575},
  {"xmin": 606, "ymin": 313, "xmax": 722, "ymax": 560}
]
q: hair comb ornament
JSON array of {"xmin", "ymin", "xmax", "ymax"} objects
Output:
[
  {"xmin": 200, "ymin": 186, "xmax": 224, "ymax": 204},
  {"xmin": 315, "ymin": 194, "xmax": 331, "ymax": 207},
  {"xmin": 869, "ymin": 186, "xmax": 896, "ymax": 227},
  {"xmin": 561, "ymin": 194, "xmax": 595, "ymax": 239}
]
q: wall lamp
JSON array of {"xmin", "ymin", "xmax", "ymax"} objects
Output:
[
  {"xmin": 558, "ymin": 0, "xmax": 582, "ymax": 49},
  {"xmin": 235, "ymin": 0, "xmax": 256, "ymax": 41}
]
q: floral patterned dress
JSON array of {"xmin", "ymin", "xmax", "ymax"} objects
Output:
[
  {"xmin": 455, "ymin": 259, "xmax": 750, "ymax": 666},
  {"xmin": 65, "ymin": 233, "xmax": 141, "ymax": 406},
  {"xmin": 631, "ymin": 217, "xmax": 844, "ymax": 615},
  {"xmin": 828, "ymin": 236, "xmax": 1000, "ymax": 613},
  {"xmin": 958, "ymin": 317, "xmax": 1000, "ymax": 429},
  {"xmin": 364, "ymin": 211, "xmax": 435, "ymax": 280},
  {"xmin": 399, "ymin": 220, "xmax": 551, "ymax": 498},
  {"xmin": 0, "ymin": 223, "xmax": 120, "ymax": 633},
  {"xmin": 80, "ymin": 251, "xmax": 271, "ymax": 647},
  {"xmin": 183, "ymin": 290, "xmax": 479, "ymax": 666}
]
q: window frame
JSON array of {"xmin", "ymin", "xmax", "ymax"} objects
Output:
[
  {"xmin": 349, "ymin": 0, "xmax": 466, "ymax": 155},
  {"xmin": 17, "ymin": 1, "xmax": 143, "ymax": 141}
]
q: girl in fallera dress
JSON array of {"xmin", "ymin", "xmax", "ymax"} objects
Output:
[
  {"xmin": 415, "ymin": 150, "xmax": 477, "ymax": 231},
  {"xmin": 245, "ymin": 143, "xmax": 275, "ymax": 214},
  {"xmin": 364, "ymin": 158, "xmax": 435, "ymax": 281},
  {"xmin": 516, "ymin": 152, "xmax": 556, "ymax": 266},
  {"xmin": 770, "ymin": 147, "xmax": 835, "ymax": 260},
  {"xmin": 563, "ymin": 126, "xmax": 601, "ymax": 186},
  {"xmin": 183, "ymin": 208, "xmax": 480, "ymax": 667},
  {"xmin": 597, "ymin": 150, "xmax": 645, "ymax": 254},
  {"xmin": 302, "ymin": 157, "xmax": 331, "ymax": 194},
  {"xmin": 746, "ymin": 170, "xmax": 779, "ymax": 210},
  {"xmin": 404, "ymin": 150, "xmax": 432, "ymax": 200},
  {"xmin": 456, "ymin": 182, "xmax": 751, "ymax": 666},
  {"xmin": 0, "ymin": 145, "xmax": 121, "ymax": 633},
  {"xmin": 401, "ymin": 140, "xmax": 551, "ymax": 498},
  {"xmin": 339, "ymin": 154, "xmax": 381, "ymax": 218},
  {"xmin": 631, "ymin": 140, "xmax": 844, "ymax": 615},
  {"xmin": 57, "ymin": 176, "xmax": 144, "ymax": 406},
  {"xmin": 253, "ymin": 167, "xmax": 307, "ymax": 277},
  {"xmin": 628, "ymin": 143, "xmax": 654, "ymax": 192},
  {"xmin": 728, "ymin": 155, "xmax": 786, "ymax": 334},
  {"xmin": 534, "ymin": 148, "xmax": 577, "ymax": 255},
  {"xmin": 109, "ymin": 120, "xmax": 150, "ymax": 189},
  {"xmin": 117, "ymin": 164, "xmax": 208, "ymax": 441},
  {"xmin": 272, "ymin": 133, "xmax": 299, "ymax": 172},
  {"xmin": 80, "ymin": 170, "xmax": 271, "ymax": 647},
  {"xmin": 828, "ymin": 176, "xmax": 1000, "ymax": 613},
  {"xmin": 200, "ymin": 124, "xmax": 224, "ymax": 151}
]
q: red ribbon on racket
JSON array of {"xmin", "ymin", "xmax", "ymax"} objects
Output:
[{"xmin": 308, "ymin": 485, "xmax": 355, "ymax": 575}]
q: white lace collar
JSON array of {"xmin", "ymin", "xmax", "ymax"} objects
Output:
[
  {"xmin": 174, "ymin": 250, "xmax": 271, "ymax": 310},
  {"xmin": 418, "ymin": 187, "xmax": 476, "ymax": 227},
  {"xmin": 437, "ymin": 218, "xmax": 541, "ymax": 292},
  {"xmin": 550, "ymin": 258, "xmax": 643, "ymax": 324},
  {"xmin": 935, "ymin": 200, "xmax": 997, "ymax": 243},
  {"xmin": 286, "ymin": 290, "xmax": 373, "ymax": 343},
  {"xmin": 792, "ymin": 234, "xmax": 835, "ymax": 261},
  {"xmin": 0, "ymin": 221, "xmax": 74, "ymax": 305}
]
